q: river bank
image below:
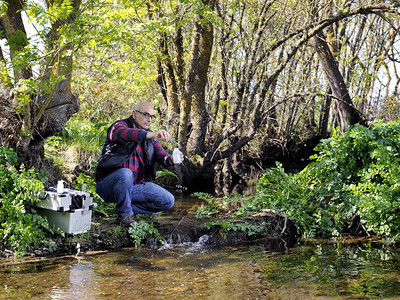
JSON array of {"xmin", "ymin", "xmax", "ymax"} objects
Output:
[{"xmin": 0, "ymin": 195, "xmax": 298, "ymax": 259}]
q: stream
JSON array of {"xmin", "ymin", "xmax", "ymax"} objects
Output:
[{"xmin": 1, "ymin": 197, "xmax": 400, "ymax": 299}]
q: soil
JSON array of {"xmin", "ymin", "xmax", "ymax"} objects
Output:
[
  {"xmin": 50, "ymin": 204, "xmax": 299, "ymax": 258},
  {"xmin": 0, "ymin": 192, "xmax": 298, "ymax": 260}
]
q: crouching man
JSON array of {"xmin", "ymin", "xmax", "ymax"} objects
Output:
[{"xmin": 95, "ymin": 101, "xmax": 177, "ymax": 226}]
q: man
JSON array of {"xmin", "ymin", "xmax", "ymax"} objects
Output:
[{"xmin": 95, "ymin": 101, "xmax": 177, "ymax": 226}]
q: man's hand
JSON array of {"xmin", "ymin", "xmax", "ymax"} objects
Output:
[{"xmin": 147, "ymin": 130, "xmax": 171, "ymax": 141}]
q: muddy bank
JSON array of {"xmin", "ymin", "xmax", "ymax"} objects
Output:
[
  {"xmin": 53, "ymin": 197, "xmax": 298, "ymax": 257},
  {"xmin": 0, "ymin": 196, "xmax": 298, "ymax": 259}
]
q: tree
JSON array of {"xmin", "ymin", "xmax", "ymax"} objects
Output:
[
  {"xmin": 151, "ymin": 1, "xmax": 400, "ymax": 193},
  {"xmin": 0, "ymin": 0, "xmax": 81, "ymax": 168},
  {"xmin": 2, "ymin": 0, "xmax": 400, "ymax": 194}
]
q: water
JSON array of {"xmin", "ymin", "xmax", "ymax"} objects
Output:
[
  {"xmin": 1, "ymin": 196, "xmax": 400, "ymax": 299},
  {"xmin": 0, "ymin": 246, "xmax": 268, "ymax": 299},
  {"xmin": 1, "ymin": 240, "xmax": 400, "ymax": 299},
  {"xmin": 250, "ymin": 239, "xmax": 400, "ymax": 299}
]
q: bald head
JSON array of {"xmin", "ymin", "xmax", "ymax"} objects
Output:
[
  {"xmin": 134, "ymin": 101, "xmax": 153, "ymax": 112},
  {"xmin": 132, "ymin": 101, "xmax": 155, "ymax": 130}
]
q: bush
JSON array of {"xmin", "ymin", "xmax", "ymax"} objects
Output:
[
  {"xmin": 0, "ymin": 147, "xmax": 62, "ymax": 256},
  {"xmin": 45, "ymin": 118, "xmax": 109, "ymax": 173},
  {"xmin": 247, "ymin": 121, "xmax": 400, "ymax": 241},
  {"xmin": 128, "ymin": 220, "xmax": 163, "ymax": 247}
]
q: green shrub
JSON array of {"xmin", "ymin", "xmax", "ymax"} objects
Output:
[
  {"xmin": 252, "ymin": 121, "xmax": 400, "ymax": 241},
  {"xmin": 154, "ymin": 169, "xmax": 179, "ymax": 187},
  {"xmin": 128, "ymin": 220, "xmax": 163, "ymax": 247},
  {"xmin": 73, "ymin": 173, "xmax": 116, "ymax": 219},
  {"xmin": 0, "ymin": 147, "xmax": 62, "ymax": 256},
  {"xmin": 203, "ymin": 219, "xmax": 265, "ymax": 238},
  {"xmin": 251, "ymin": 162, "xmax": 318, "ymax": 237},
  {"xmin": 45, "ymin": 118, "xmax": 108, "ymax": 172},
  {"xmin": 0, "ymin": 146, "xmax": 17, "ymax": 165},
  {"xmin": 193, "ymin": 192, "xmax": 221, "ymax": 218}
]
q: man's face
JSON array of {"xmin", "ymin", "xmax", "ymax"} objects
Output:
[{"xmin": 132, "ymin": 104, "xmax": 156, "ymax": 130}]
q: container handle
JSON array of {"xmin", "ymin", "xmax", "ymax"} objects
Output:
[{"xmin": 37, "ymin": 192, "xmax": 48, "ymax": 200}]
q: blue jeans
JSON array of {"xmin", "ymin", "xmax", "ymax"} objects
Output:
[{"xmin": 95, "ymin": 168, "xmax": 175, "ymax": 218}]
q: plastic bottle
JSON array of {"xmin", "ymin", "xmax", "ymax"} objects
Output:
[
  {"xmin": 173, "ymin": 148, "xmax": 182, "ymax": 164},
  {"xmin": 57, "ymin": 180, "xmax": 64, "ymax": 193}
]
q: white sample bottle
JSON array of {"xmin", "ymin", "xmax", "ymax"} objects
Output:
[
  {"xmin": 57, "ymin": 180, "xmax": 64, "ymax": 193},
  {"xmin": 173, "ymin": 148, "xmax": 182, "ymax": 164}
]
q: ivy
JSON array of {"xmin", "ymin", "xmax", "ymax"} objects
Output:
[{"xmin": 203, "ymin": 219, "xmax": 265, "ymax": 238}]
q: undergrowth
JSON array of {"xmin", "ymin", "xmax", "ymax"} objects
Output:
[
  {"xmin": 45, "ymin": 118, "xmax": 109, "ymax": 175},
  {"xmin": 195, "ymin": 120, "xmax": 400, "ymax": 242},
  {"xmin": 0, "ymin": 147, "xmax": 63, "ymax": 256},
  {"xmin": 128, "ymin": 220, "xmax": 163, "ymax": 247}
]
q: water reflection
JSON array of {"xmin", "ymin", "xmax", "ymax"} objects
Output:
[
  {"xmin": 0, "ymin": 246, "xmax": 269, "ymax": 299},
  {"xmin": 1, "ymin": 240, "xmax": 400, "ymax": 299},
  {"xmin": 251, "ymin": 240, "xmax": 400, "ymax": 299},
  {"xmin": 52, "ymin": 261, "xmax": 96, "ymax": 299}
]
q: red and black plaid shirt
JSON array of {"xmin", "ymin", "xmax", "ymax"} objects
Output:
[{"xmin": 108, "ymin": 120, "xmax": 171, "ymax": 184}]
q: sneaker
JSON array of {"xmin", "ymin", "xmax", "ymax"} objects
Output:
[{"xmin": 117, "ymin": 214, "xmax": 137, "ymax": 227}]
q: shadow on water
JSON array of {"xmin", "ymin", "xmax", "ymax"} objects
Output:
[{"xmin": 1, "ymin": 196, "xmax": 400, "ymax": 299}]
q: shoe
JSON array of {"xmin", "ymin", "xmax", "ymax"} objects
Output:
[{"xmin": 117, "ymin": 214, "xmax": 137, "ymax": 227}]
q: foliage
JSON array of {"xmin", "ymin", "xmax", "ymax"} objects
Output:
[
  {"xmin": 251, "ymin": 163, "xmax": 318, "ymax": 237},
  {"xmin": 193, "ymin": 192, "xmax": 250, "ymax": 219},
  {"xmin": 0, "ymin": 148, "xmax": 62, "ymax": 256},
  {"xmin": 192, "ymin": 192, "xmax": 224, "ymax": 218},
  {"xmin": 307, "ymin": 121, "xmax": 400, "ymax": 240},
  {"xmin": 203, "ymin": 219, "xmax": 265, "ymax": 239},
  {"xmin": 45, "ymin": 117, "xmax": 108, "ymax": 173},
  {"xmin": 249, "ymin": 121, "xmax": 400, "ymax": 240},
  {"xmin": 0, "ymin": 147, "xmax": 17, "ymax": 165},
  {"xmin": 154, "ymin": 169, "xmax": 179, "ymax": 187},
  {"xmin": 70, "ymin": 0, "xmax": 166, "ymax": 123},
  {"xmin": 73, "ymin": 173, "xmax": 115, "ymax": 218},
  {"xmin": 197, "ymin": 121, "xmax": 400, "ymax": 241},
  {"xmin": 128, "ymin": 220, "xmax": 163, "ymax": 247}
]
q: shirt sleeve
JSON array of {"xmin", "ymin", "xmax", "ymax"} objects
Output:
[
  {"xmin": 108, "ymin": 120, "xmax": 148, "ymax": 143},
  {"xmin": 154, "ymin": 141, "xmax": 172, "ymax": 167}
]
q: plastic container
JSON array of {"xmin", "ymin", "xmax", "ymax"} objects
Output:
[
  {"xmin": 173, "ymin": 148, "xmax": 182, "ymax": 164},
  {"xmin": 36, "ymin": 188, "xmax": 94, "ymax": 212},
  {"xmin": 37, "ymin": 207, "xmax": 92, "ymax": 234},
  {"xmin": 35, "ymin": 187, "xmax": 95, "ymax": 234}
]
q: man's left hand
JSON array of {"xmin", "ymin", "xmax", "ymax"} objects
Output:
[{"xmin": 150, "ymin": 130, "xmax": 171, "ymax": 141}]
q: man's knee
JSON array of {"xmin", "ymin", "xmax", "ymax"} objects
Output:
[
  {"xmin": 162, "ymin": 192, "xmax": 175, "ymax": 210},
  {"xmin": 167, "ymin": 194, "xmax": 175, "ymax": 209},
  {"xmin": 115, "ymin": 168, "xmax": 134, "ymax": 184}
]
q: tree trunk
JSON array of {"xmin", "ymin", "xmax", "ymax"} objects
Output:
[
  {"xmin": 0, "ymin": 0, "xmax": 80, "ymax": 168},
  {"xmin": 185, "ymin": 0, "xmax": 215, "ymax": 156},
  {"xmin": 157, "ymin": 31, "xmax": 180, "ymax": 136},
  {"xmin": 1, "ymin": 0, "xmax": 33, "ymax": 157},
  {"xmin": 149, "ymin": 1, "xmax": 180, "ymax": 136},
  {"xmin": 314, "ymin": 30, "xmax": 366, "ymax": 131}
]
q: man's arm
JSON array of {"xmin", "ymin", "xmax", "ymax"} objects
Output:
[
  {"xmin": 108, "ymin": 121, "xmax": 147, "ymax": 143},
  {"xmin": 146, "ymin": 129, "xmax": 171, "ymax": 141},
  {"xmin": 109, "ymin": 120, "xmax": 172, "ymax": 143}
]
